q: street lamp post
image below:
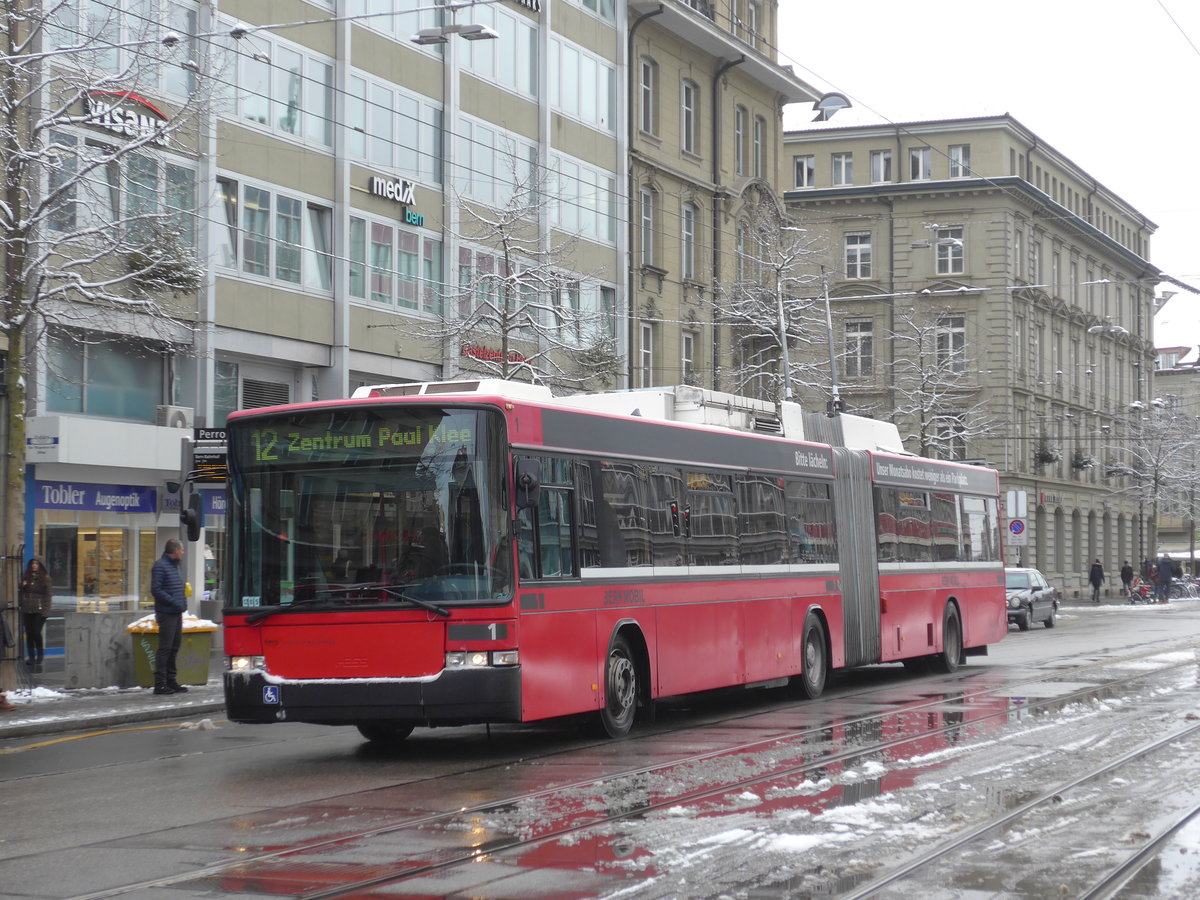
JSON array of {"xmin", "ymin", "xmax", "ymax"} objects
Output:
[
  {"xmin": 409, "ymin": 3, "xmax": 499, "ymax": 377},
  {"xmin": 820, "ymin": 265, "xmax": 843, "ymax": 414}
]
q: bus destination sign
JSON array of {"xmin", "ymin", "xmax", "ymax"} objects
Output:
[{"xmin": 237, "ymin": 412, "xmax": 480, "ymax": 468}]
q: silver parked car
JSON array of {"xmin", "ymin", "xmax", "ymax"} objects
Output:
[{"xmin": 1005, "ymin": 567, "xmax": 1058, "ymax": 630}]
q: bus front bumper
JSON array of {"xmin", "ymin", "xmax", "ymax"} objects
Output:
[{"xmin": 223, "ymin": 667, "xmax": 522, "ymax": 727}]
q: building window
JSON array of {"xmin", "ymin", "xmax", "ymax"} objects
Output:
[
  {"xmin": 640, "ymin": 323, "xmax": 654, "ymax": 387},
  {"xmin": 568, "ymin": 0, "xmax": 616, "ymax": 21},
  {"xmin": 681, "ymin": 202, "xmax": 697, "ymax": 279},
  {"xmin": 936, "ymin": 226, "xmax": 964, "ymax": 274},
  {"xmin": 844, "ymin": 319, "xmax": 873, "ymax": 378},
  {"xmin": 1030, "ymin": 237, "xmax": 1042, "ymax": 285},
  {"xmin": 746, "ymin": 1, "xmax": 761, "ymax": 47},
  {"xmin": 753, "ymin": 116, "xmax": 765, "ymax": 178},
  {"xmin": 346, "ymin": 73, "xmax": 443, "ymax": 183},
  {"xmin": 237, "ymin": 34, "xmax": 334, "ymax": 149},
  {"xmin": 46, "ymin": 333, "xmax": 165, "ymax": 422},
  {"xmin": 936, "ymin": 314, "xmax": 966, "ymax": 374},
  {"xmin": 736, "ymin": 222, "xmax": 748, "ymax": 281},
  {"xmin": 832, "ymin": 152, "xmax": 853, "ymax": 185},
  {"xmin": 217, "ymin": 179, "xmax": 333, "ymax": 291},
  {"xmin": 681, "ymin": 80, "xmax": 699, "ymax": 154},
  {"xmin": 870, "ymin": 149, "xmax": 892, "ymax": 183},
  {"xmin": 47, "ymin": 0, "xmax": 198, "ymax": 95},
  {"xmin": 794, "ymin": 155, "xmax": 815, "ymax": 188},
  {"xmin": 639, "ymin": 58, "xmax": 657, "ymax": 134},
  {"xmin": 640, "ymin": 187, "xmax": 656, "ymax": 267},
  {"xmin": 682, "ymin": 332, "xmax": 696, "ymax": 384},
  {"xmin": 551, "ymin": 152, "xmax": 617, "ymax": 245},
  {"xmin": 909, "ymin": 146, "xmax": 931, "ymax": 180},
  {"xmin": 949, "ymin": 144, "xmax": 971, "ymax": 178},
  {"xmin": 735, "ymin": 105, "xmax": 748, "ymax": 175},
  {"xmin": 844, "ymin": 232, "xmax": 872, "ymax": 279},
  {"xmin": 48, "ymin": 133, "xmax": 197, "ymax": 244},
  {"xmin": 550, "ymin": 37, "xmax": 616, "ymax": 132}
]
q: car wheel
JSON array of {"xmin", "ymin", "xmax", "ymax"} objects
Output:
[
  {"xmin": 1017, "ymin": 610, "xmax": 1031, "ymax": 631},
  {"xmin": 595, "ymin": 634, "xmax": 638, "ymax": 738},
  {"xmin": 1044, "ymin": 604, "xmax": 1056, "ymax": 628}
]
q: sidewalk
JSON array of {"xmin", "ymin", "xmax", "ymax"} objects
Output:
[{"xmin": 0, "ymin": 652, "xmax": 225, "ymax": 741}]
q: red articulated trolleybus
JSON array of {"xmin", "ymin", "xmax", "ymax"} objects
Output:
[{"xmin": 220, "ymin": 381, "xmax": 1006, "ymax": 743}]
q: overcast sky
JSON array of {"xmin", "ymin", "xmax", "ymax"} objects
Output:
[{"xmin": 776, "ymin": 0, "xmax": 1200, "ymax": 348}]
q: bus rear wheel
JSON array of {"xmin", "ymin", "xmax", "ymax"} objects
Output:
[
  {"xmin": 596, "ymin": 635, "xmax": 638, "ymax": 738},
  {"xmin": 357, "ymin": 723, "xmax": 415, "ymax": 745},
  {"xmin": 931, "ymin": 605, "xmax": 963, "ymax": 674},
  {"xmin": 795, "ymin": 613, "xmax": 828, "ymax": 699}
]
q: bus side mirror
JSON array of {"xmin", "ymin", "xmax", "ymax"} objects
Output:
[
  {"xmin": 515, "ymin": 459, "xmax": 541, "ymax": 510},
  {"xmin": 181, "ymin": 492, "xmax": 204, "ymax": 542}
]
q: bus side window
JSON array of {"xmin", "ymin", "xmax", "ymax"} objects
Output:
[{"xmin": 514, "ymin": 455, "xmax": 576, "ymax": 581}]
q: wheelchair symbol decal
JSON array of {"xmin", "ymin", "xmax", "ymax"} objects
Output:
[{"xmin": 263, "ymin": 685, "xmax": 280, "ymax": 704}]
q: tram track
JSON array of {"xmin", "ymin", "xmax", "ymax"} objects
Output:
[
  {"xmin": 839, "ymin": 721, "xmax": 1200, "ymax": 899},
  {"xmin": 58, "ymin": 639, "xmax": 1200, "ymax": 900}
]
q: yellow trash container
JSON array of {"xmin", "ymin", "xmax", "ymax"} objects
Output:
[{"xmin": 127, "ymin": 613, "xmax": 219, "ymax": 688}]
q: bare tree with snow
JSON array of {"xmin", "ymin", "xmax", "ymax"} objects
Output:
[
  {"xmin": 403, "ymin": 148, "xmax": 621, "ymax": 392},
  {"xmin": 710, "ymin": 188, "xmax": 832, "ymax": 410},
  {"xmin": 1, "ymin": 1, "xmax": 215, "ymax": 687},
  {"xmin": 1103, "ymin": 398, "xmax": 1199, "ymax": 558},
  {"xmin": 883, "ymin": 301, "xmax": 999, "ymax": 460}
]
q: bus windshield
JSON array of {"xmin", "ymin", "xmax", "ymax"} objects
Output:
[{"xmin": 225, "ymin": 406, "xmax": 511, "ymax": 611}]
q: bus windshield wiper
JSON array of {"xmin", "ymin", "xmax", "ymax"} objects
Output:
[{"xmin": 378, "ymin": 586, "xmax": 451, "ymax": 618}]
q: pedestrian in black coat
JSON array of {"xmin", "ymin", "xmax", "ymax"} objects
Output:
[
  {"xmin": 150, "ymin": 539, "xmax": 189, "ymax": 695},
  {"xmin": 1088, "ymin": 559, "xmax": 1105, "ymax": 603}
]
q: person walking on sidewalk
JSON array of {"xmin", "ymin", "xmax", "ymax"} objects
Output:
[
  {"xmin": 150, "ymin": 539, "xmax": 189, "ymax": 695},
  {"xmin": 1120, "ymin": 561, "xmax": 1134, "ymax": 598},
  {"xmin": 1155, "ymin": 554, "xmax": 1174, "ymax": 603},
  {"xmin": 1088, "ymin": 559, "xmax": 1105, "ymax": 603},
  {"xmin": 19, "ymin": 558, "xmax": 53, "ymax": 669}
]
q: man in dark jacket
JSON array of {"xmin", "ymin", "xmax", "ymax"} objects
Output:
[
  {"xmin": 150, "ymin": 539, "xmax": 188, "ymax": 694},
  {"xmin": 1088, "ymin": 559, "xmax": 1105, "ymax": 602},
  {"xmin": 1155, "ymin": 554, "xmax": 1174, "ymax": 603}
]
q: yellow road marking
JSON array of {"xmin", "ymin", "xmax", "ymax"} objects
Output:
[{"xmin": 2, "ymin": 719, "xmax": 229, "ymax": 754}]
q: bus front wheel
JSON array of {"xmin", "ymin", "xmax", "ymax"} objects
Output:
[
  {"xmin": 596, "ymin": 635, "xmax": 638, "ymax": 738},
  {"xmin": 357, "ymin": 723, "xmax": 415, "ymax": 745},
  {"xmin": 931, "ymin": 605, "xmax": 963, "ymax": 674}
]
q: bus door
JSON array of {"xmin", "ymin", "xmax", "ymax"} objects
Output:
[{"xmin": 831, "ymin": 448, "xmax": 881, "ymax": 667}]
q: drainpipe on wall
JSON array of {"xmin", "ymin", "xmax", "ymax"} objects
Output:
[{"xmin": 709, "ymin": 55, "xmax": 745, "ymax": 391}]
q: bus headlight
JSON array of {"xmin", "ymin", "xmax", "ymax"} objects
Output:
[
  {"xmin": 445, "ymin": 651, "xmax": 519, "ymax": 668},
  {"xmin": 226, "ymin": 655, "xmax": 266, "ymax": 672}
]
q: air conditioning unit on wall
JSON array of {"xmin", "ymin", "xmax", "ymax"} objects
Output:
[{"xmin": 156, "ymin": 405, "xmax": 194, "ymax": 428}]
